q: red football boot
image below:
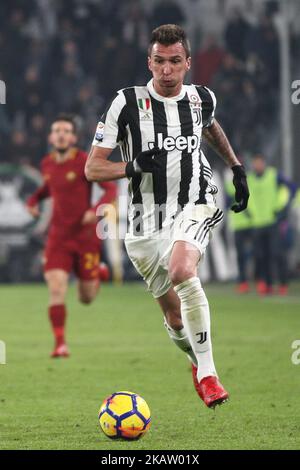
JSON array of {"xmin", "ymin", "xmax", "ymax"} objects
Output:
[
  {"xmin": 51, "ymin": 343, "xmax": 70, "ymax": 358},
  {"xmin": 278, "ymin": 285, "xmax": 288, "ymax": 296},
  {"xmin": 192, "ymin": 364, "xmax": 229, "ymax": 408},
  {"xmin": 256, "ymin": 280, "xmax": 267, "ymax": 295},
  {"xmin": 99, "ymin": 262, "xmax": 110, "ymax": 282},
  {"xmin": 236, "ymin": 282, "xmax": 250, "ymax": 294}
]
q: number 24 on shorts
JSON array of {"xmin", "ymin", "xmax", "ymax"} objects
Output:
[{"xmin": 83, "ymin": 253, "xmax": 99, "ymax": 270}]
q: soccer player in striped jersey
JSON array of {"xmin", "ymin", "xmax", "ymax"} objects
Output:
[{"xmin": 85, "ymin": 25, "xmax": 249, "ymax": 408}]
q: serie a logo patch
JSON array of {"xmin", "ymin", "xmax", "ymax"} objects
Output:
[{"xmin": 95, "ymin": 122, "xmax": 105, "ymax": 142}]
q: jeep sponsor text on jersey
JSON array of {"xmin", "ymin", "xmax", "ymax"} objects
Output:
[{"xmin": 149, "ymin": 133, "xmax": 199, "ymax": 153}]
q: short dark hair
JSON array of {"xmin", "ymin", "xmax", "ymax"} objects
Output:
[
  {"xmin": 148, "ymin": 24, "xmax": 191, "ymax": 58},
  {"xmin": 51, "ymin": 113, "xmax": 77, "ymax": 134}
]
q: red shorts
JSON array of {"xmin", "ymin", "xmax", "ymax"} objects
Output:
[{"xmin": 43, "ymin": 237, "xmax": 100, "ymax": 281}]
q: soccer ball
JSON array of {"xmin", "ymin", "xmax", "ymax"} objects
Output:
[{"xmin": 98, "ymin": 391, "xmax": 151, "ymax": 440}]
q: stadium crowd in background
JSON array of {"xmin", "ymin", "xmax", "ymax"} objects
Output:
[{"xmin": 1, "ymin": 0, "xmax": 299, "ymax": 167}]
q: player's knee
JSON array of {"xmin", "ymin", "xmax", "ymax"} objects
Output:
[
  {"xmin": 48, "ymin": 284, "xmax": 66, "ymax": 303},
  {"xmin": 169, "ymin": 265, "xmax": 195, "ymax": 286}
]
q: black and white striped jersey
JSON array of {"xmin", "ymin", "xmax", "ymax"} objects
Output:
[{"xmin": 92, "ymin": 79, "xmax": 219, "ymax": 236}]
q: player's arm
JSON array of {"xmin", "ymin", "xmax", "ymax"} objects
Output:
[
  {"xmin": 198, "ymin": 85, "xmax": 249, "ymax": 212},
  {"xmin": 85, "ymin": 144, "xmax": 165, "ymax": 183},
  {"xmin": 203, "ymin": 119, "xmax": 249, "ymax": 213},
  {"xmin": 26, "ymin": 181, "xmax": 50, "ymax": 218},
  {"xmin": 97, "ymin": 181, "xmax": 118, "ymax": 205},
  {"xmin": 85, "ymin": 92, "xmax": 129, "ymax": 182},
  {"xmin": 82, "ymin": 180, "xmax": 118, "ymax": 225},
  {"xmin": 86, "ymin": 90, "xmax": 163, "ymax": 182},
  {"xmin": 85, "ymin": 146, "xmax": 127, "ymax": 182},
  {"xmin": 202, "ymin": 119, "xmax": 240, "ymax": 168}
]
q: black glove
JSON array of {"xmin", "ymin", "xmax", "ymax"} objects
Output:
[
  {"xmin": 231, "ymin": 164, "xmax": 249, "ymax": 213},
  {"xmin": 125, "ymin": 148, "xmax": 163, "ymax": 178}
]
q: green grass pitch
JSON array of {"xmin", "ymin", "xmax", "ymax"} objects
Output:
[{"xmin": 0, "ymin": 281, "xmax": 300, "ymax": 450}]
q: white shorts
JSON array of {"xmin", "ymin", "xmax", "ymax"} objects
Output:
[{"xmin": 125, "ymin": 204, "xmax": 223, "ymax": 298}]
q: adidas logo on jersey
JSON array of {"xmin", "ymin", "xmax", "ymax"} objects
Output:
[{"xmin": 149, "ymin": 133, "xmax": 199, "ymax": 153}]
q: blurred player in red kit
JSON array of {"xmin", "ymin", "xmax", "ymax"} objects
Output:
[{"xmin": 27, "ymin": 114, "xmax": 117, "ymax": 358}]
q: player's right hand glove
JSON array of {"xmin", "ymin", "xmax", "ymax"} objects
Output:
[
  {"xmin": 231, "ymin": 164, "xmax": 249, "ymax": 213},
  {"xmin": 125, "ymin": 148, "xmax": 163, "ymax": 178}
]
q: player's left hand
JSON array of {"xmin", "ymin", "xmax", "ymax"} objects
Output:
[
  {"xmin": 81, "ymin": 209, "xmax": 98, "ymax": 225},
  {"xmin": 125, "ymin": 148, "xmax": 164, "ymax": 177},
  {"xmin": 231, "ymin": 164, "xmax": 249, "ymax": 213}
]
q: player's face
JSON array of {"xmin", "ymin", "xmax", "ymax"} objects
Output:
[
  {"xmin": 252, "ymin": 156, "xmax": 266, "ymax": 175},
  {"xmin": 148, "ymin": 42, "xmax": 191, "ymax": 97},
  {"xmin": 49, "ymin": 121, "xmax": 77, "ymax": 152}
]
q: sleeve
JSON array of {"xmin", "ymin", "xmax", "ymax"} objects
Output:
[
  {"xmin": 26, "ymin": 181, "xmax": 50, "ymax": 207},
  {"xmin": 195, "ymin": 86, "xmax": 217, "ymax": 128},
  {"xmin": 92, "ymin": 91, "xmax": 127, "ymax": 149},
  {"xmin": 91, "ymin": 181, "xmax": 118, "ymax": 213}
]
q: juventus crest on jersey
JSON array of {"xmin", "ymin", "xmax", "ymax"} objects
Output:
[{"xmin": 92, "ymin": 79, "xmax": 219, "ymax": 236}]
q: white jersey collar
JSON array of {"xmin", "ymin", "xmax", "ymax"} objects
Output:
[{"xmin": 147, "ymin": 79, "xmax": 186, "ymax": 102}]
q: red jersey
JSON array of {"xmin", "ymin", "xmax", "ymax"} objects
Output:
[{"xmin": 27, "ymin": 148, "xmax": 117, "ymax": 242}]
